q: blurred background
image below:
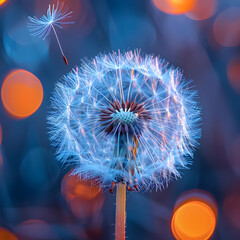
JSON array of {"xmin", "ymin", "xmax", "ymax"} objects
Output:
[{"xmin": 0, "ymin": 0, "xmax": 240, "ymax": 239}]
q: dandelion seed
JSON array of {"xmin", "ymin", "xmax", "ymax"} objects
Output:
[
  {"xmin": 48, "ymin": 50, "xmax": 201, "ymax": 240},
  {"xmin": 28, "ymin": 2, "xmax": 74, "ymax": 65}
]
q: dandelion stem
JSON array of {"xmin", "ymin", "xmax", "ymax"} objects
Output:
[{"xmin": 115, "ymin": 183, "xmax": 126, "ymax": 240}]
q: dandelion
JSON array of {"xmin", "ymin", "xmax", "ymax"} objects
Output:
[
  {"xmin": 28, "ymin": 2, "xmax": 74, "ymax": 65},
  {"xmin": 48, "ymin": 50, "xmax": 201, "ymax": 240}
]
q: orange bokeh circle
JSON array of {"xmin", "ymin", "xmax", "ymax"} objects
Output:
[
  {"xmin": 153, "ymin": 0, "xmax": 195, "ymax": 15},
  {"xmin": 0, "ymin": 0, "xmax": 7, "ymax": 6},
  {"xmin": 213, "ymin": 7, "xmax": 240, "ymax": 47},
  {"xmin": 61, "ymin": 171, "xmax": 100, "ymax": 201},
  {"xmin": 186, "ymin": 0, "xmax": 216, "ymax": 20},
  {"xmin": 171, "ymin": 201, "xmax": 216, "ymax": 239},
  {"xmin": 1, "ymin": 69, "xmax": 43, "ymax": 118},
  {"xmin": 0, "ymin": 227, "xmax": 18, "ymax": 240},
  {"xmin": 171, "ymin": 190, "xmax": 217, "ymax": 240},
  {"xmin": 61, "ymin": 170, "xmax": 104, "ymax": 219}
]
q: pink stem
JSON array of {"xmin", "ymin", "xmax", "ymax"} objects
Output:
[{"xmin": 115, "ymin": 183, "xmax": 126, "ymax": 240}]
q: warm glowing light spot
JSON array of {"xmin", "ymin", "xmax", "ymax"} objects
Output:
[
  {"xmin": 186, "ymin": 0, "xmax": 216, "ymax": 20},
  {"xmin": 172, "ymin": 190, "xmax": 217, "ymax": 240},
  {"xmin": 223, "ymin": 192, "xmax": 240, "ymax": 229},
  {"xmin": 74, "ymin": 184, "xmax": 99, "ymax": 200},
  {"xmin": 0, "ymin": 0, "xmax": 7, "ymax": 6},
  {"xmin": 1, "ymin": 70, "xmax": 43, "ymax": 118},
  {"xmin": 61, "ymin": 170, "xmax": 104, "ymax": 219},
  {"xmin": 227, "ymin": 57, "xmax": 240, "ymax": 93},
  {"xmin": 172, "ymin": 201, "xmax": 216, "ymax": 239},
  {"xmin": 69, "ymin": 195, "xmax": 104, "ymax": 219},
  {"xmin": 61, "ymin": 171, "xmax": 100, "ymax": 201},
  {"xmin": 153, "ymin": 0, "xmax": 195, "ymax": 15},
  {"xmin": 213, "ymin": 7, "xmax": 240, "ymax": 47},
  {"xmin": 0, "ymin": 227, "xmax": 18, "ymax": 240}
]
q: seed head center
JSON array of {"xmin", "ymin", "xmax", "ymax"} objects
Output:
[{"xmin": 112, "ymin": 108, "xmax": 137, "ymax": 125}]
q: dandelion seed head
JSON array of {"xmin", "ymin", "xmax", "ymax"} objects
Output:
[
  {"xmin": 48, "ymin": 50, "xmax": 201, "ymax": 191},
  {"xmin": 28, "ymin": 2, "xmax": 74, "ymax": 39}
]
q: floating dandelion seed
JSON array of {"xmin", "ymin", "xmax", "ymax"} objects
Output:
[
  {"xmin": 28, "ymin": 2, "xmax": 74, "ymax": 65},
  {"xmin": 48, "ymin": 50, "xmax": 201, "ymax": 240}
]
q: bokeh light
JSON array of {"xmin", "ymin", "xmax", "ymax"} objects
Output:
[
  {"xmin": 213, "ymin": 7, "xmax": 240, "ymax": 47},
  {"xmin": 227, "ymin": 57, "xmax": 240, "ymax": 93},
  {"xmin": 1, "ymin": 69, "xmax": 43, "ymax": 118},
  {"xmin": 61, "ymin": 171, "xmax": 104, "ymax": 219},
  {"xmin": 0, "ymin": 227, "xmax": 18, "ymax": 240},
  {"xmin": 171, "ymin": 190, "xmax": 217, "ymax": 240},
  {"xmin": 0, "ymin": 0, "xmax": 7, "ymax": 6},
  {"xmin": 61, "ymin": 171, "xmax": 100, "ymax": 201},
  {"xmin": 153, "ymin": 0, "xmax": 195, "ymax": 15},
  {"xmin": 186, "ymin": 0, "xmax": 216, "ymax": 20}
]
